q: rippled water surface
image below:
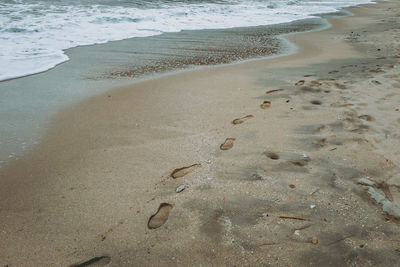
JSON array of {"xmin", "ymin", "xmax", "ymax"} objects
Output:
[{"xmin": 0, "ymin": 0, "xmax": 373, "ymax": 81}]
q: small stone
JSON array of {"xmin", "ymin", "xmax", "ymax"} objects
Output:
[
  {"xmin": 289, "ymin": 184, "xmax": 296, "ymax": 189},
  {"xmin": 357, "ymin": 178, "xmax": 376, "ymax": 186},
  {"xmin": 310, "ymin": 205, "xmax": 316, "ymax": 209},
  {"xmin": 311, "ymin": 237, "xmax": 318, "ymax": 244},
  {"xmin": 382, "ymin": 200, "xmax": 400, "ymax": 219},
  {"xmin": 368, "ymin": 187, "xmax": 386, "ymax": 203},
  {"xmin": 175, "ymin": 185, "xmax": 186, "ymax": 193},
  {"xmin": 294, "ymin": 230, "xmax": 300, "ymax": 236},
  {"xmin": 368, "ymin": 187, "xmax": 400, "ymax": 219}
]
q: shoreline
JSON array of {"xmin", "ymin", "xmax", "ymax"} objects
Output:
[
  {"xmin": 0, "ymin": 2, "xmax": 365, "ymax": 83},
  {"xmin": 0, "ymin": 17, "xmax": 328, "ymax": 165},
  {"xmin": 2, "ymin": 0, "xmax": 400, "ymax": 266}
]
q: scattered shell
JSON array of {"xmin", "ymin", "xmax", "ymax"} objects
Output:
[
  {"xmin": 310, "ymin": 205, "xmax": 316, "ymax": 209},
  {"xmin": 294, "ymin": 230, "xmax": 300, "ymax": 236},
  {"xmin": 310, "ymin": 188, "xmax": 319, "ymax": 195},
  {"xmin": 175, "ymin": 185, "xmax": 186, "ymax": 193}
]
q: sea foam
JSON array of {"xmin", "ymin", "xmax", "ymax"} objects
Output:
[{"xmin": 0, "ymin": 0, "xmax": 373, "ymax": 81}]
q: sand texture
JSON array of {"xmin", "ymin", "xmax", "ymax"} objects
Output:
[{"xmin": 1, "ymin": 1, "xmax": 400, "ymax": 266}]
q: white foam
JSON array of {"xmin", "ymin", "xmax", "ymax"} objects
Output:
[{"xmin": 0, "ymin": 0, "xmax": 373, "ymax": 81}]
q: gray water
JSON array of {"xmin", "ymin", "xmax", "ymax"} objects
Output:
[
  {"xmin": 0, "ymin": 0, "xmax": 372, "ymax": 80},
  {"xmin": 0, "ymin": 0, "xmax": 370, "ymax": 166}
]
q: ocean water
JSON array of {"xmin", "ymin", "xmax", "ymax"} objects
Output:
[{"xmin": 0, "ymin": 0, "xmax": 373, "ymax": 81}]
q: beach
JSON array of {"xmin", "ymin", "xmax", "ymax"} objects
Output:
[
  {"xmin": 1, "ymin": 0, "xmax": 400, "ymax": 266},
  {"xmin": 0, "ymin": 18, "xmax": 325, "ymax": 165}
]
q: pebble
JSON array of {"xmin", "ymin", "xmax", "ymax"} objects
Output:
[
  {"xmin": 311, "ymin": 237, "xmax": 318, "ymax": 245},
  {"xmin": 175, "ymin": 185, "xmax": 186, "ymax": 193},
  {"xmin": 294, "ymin": 230, "xmax": 300, "ymax": 236},
  {"xmin": 368, "ymin": 187, "xmax": 400, "ymax": 219},
  {"xmin": 310, "ymin": 205, "xmax": 316, "ymax": 209}
]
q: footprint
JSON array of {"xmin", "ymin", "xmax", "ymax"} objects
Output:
[
  {"xmin": 147, "ymin": 203, "xmax": 173, "ymax": 229},
  {"xmin": 349, "ymin": 124, "xmax": 369, "ymax": 133},
  {"xmin": 333, "ymin": 82, "xmax": 347, "ymax": 89},
  {"xmin": 371, "ymin": 80, "xmax": 382, "ymax": 85},
  {"xmin": 310, "ymin": 100, "xmax": 322, "ymax": 105},
  {"xmin": 295, "ymin": 80, "xmax": 305, "ymax": 86},
  {"xmin": 266, "ymin": 89, "xmax": 283, "ymax": 94},
  {"xmin": 370, "ymin": 68, "xmax": 382, "ymax": 73},
  {"xmin": 70, "ymin": 256, "xmax": 111, "ymax": 267},
  {"xmin": 171, "ymin": 163, "xmax": 201, "ymax": 178},
  {"xmin": 299, "ymin": 86, "xmax": 321, "ymax": 93},
  {"xmin": 290, "ymin": 159, "xmax": 309, "ymax": 167},
  {"xmin": 331, "ymin": 103, "xmax": 353, "ymax": 108},
  {"xmin": 220, "ymin": 138, "xmax": 235, "ymax": 150},
  {"xmin": 260, "ymin": 101, "xmax": 271, "ymax": 109},
  {"xmin": 264, "ymin": 151, "xmax": 280, "ymax": 160},
  {"xmin": 310, "ymin": 80, "xmax": 322, "ymax": 87},
  {"xmin": 358, "ymin": 115, "xmax": 374, "ymax": 121},
  {"xmin": 232, "ymin": 115, "xmax": 254, "ymax": 125}
]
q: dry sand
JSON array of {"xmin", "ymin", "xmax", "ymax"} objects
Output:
[{"xmin": 1, "ymin": 1, "xmax": 400, "ymax": 266}]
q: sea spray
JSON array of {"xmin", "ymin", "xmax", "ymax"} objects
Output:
[{"xmin": 0, "ymin": 0, "xmax": 373, "ymax": 81}]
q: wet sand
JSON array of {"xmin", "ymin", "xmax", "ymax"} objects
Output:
[
  {"xmin": 1, "ymin": 1, "xmax": 400, "ymax": 266},
  {"xmin": 0, "ymin": 18, "xmax": 324, "ymax": 164}
]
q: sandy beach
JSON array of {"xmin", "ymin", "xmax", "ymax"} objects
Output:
[
  {"xmin": 0, "ymin": 17, "xmax": 323, "ymax": 165},
  {"xmin": 1, "ymin": 0, "xmax": 400, "ymax": 266}
]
